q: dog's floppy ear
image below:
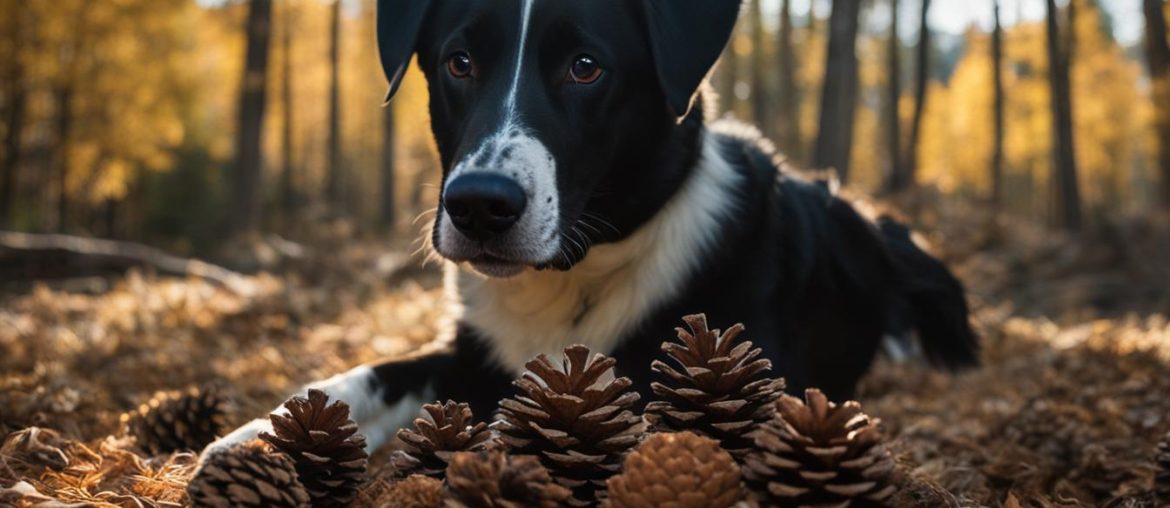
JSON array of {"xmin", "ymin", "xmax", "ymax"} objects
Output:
[
  {"xmin": 642, "ymin": 0, "xmax": 742, "ymax": 119},
  {"xmin": 377, "ymin": 0, "xmax": 431, "ymax": 102}
]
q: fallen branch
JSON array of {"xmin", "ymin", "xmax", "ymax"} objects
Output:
[{"xmin": 0, "ymin": 231, "xmax": 253, "ymax": 295}]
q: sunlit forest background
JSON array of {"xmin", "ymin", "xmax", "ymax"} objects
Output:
[
  {"xmin": 3, "ymin": 1, "xmax": 1170, "ymax": 506},
  {"xmin": 0, "ymin": 0, "xmax": 1167, "ymax": 250}
]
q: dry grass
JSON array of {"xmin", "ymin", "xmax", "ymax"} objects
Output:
[{"xmin": 2, "ymin": 196, "xmax": 1168, "ymax": 507}]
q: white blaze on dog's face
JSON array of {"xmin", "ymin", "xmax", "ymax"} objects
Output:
[
  {"xmin": 377, "ymin": 0, "xmax": 743, "ymax": 277},
  {"xmin": 433, "ymin": 0, "xmax": 560, "ymax": 278}
]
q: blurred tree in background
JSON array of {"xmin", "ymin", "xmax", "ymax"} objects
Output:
[
  {"xmin": 230, "ymin": 0, "xmax": 273, "ymax": 237},
  {"xmin": 1146, "ymin": 0, "xmax": 1170, "ymax": 208},
  {"xmin": 0, "ymin": 0, "xmax": 1167, "ymax": 256}
]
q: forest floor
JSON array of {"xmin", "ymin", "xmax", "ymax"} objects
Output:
[{"xmin": 1, "ymin": 192, "xmax": 1169, "ymax": 507}]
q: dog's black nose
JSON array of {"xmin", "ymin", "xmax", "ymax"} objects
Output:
[{"xmin": 443, "ymin": 174, "xmax": 528, "ymax": 241}]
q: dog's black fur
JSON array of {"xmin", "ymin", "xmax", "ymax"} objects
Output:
[
  {"xmin": 200, "ymin": 1, "xmax": 978, "ymax": 459},
  {"xmin": 368, "ymin": 0, "xmax": 977, "ymax": 413},
  {"xmin": 371, "ymin": 124, "xmax": 978, "ymax": 413}
]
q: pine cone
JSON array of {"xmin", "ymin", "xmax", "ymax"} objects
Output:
[
  {"xmin": 188, "ymin": 441, "xmax": 311, "ymax": 508},
  {"xmin": 743, "ymin": 389, "xmax": 897, "ymax": 507},
  {"xmin": 446, "ymin": 450, "xmax": 573, "ymax": 508},
  {"xmin": 1156, "ymin": 430, "xmax": 1170, "ymax": 505},
  {"xmin": 494, "ymin": 344, "xmax": 644, "ymax": 506},
  {"xmin": 260, "ymin": 389, "xmax": 369, "ymax": 508},
  {"xmin": 644, "ymin": 314, "xmax": 785, "ymax": 458},
  {"xmin": 605, "ymin": 431, "xmax": 746, "ymax": 508},
  {"xmin": 390, "ymin": 400, "xmax": 496, "ymax": 478},
  {"xmin": 124, "ymin": 386, "xmax": 228, "ymax": 455}
]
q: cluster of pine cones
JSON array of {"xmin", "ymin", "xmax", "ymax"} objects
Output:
[
  {"xmin": 136, "ymin": 314, "xmax": 1170, "ymax": 507},
  {"xmin": 382, "ymin": 314, "xmax": 897, "ymax": 507}
]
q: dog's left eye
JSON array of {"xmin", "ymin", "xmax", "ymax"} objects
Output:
[
  {"xmin": 567, "ymin": 55, "xmax": 602, "ymax": 84},
  {"xmin": 447, "ymin": 51, "xmax": 474, "ymax": 79}
]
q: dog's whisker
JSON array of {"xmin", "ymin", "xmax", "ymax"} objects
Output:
[
  {"xmin": 567, "ymin": 226, "xmax": 589, "ymax": 258},
  {"xmin": 563, "ymin": 230, "xmax": 579, "ymax": 258},
  {"xmin": 581, "ymin": 211, "xmax": 621, "ymax": 235},
  {"xmin": 412, "ymin": 208, "xmax": 439, "ymax": 226},
  {"xmin": 581, "ymin": 216, "xmax": 617, "ymax": 242},
  {"xmin": 576, "ymin": 219, "xmax": 603, "ymax": 237},
  {"xmin": 574, "ymin": 224, "xmax": 592, "ymax": 247},
  {"xmin": 557, "ymin": 232, "xmax": 579, "ymax": 265}
]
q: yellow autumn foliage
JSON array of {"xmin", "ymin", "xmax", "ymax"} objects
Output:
[{"xmin": 918, "ymin": 1, "xmax": 1152, "ymax": 215}]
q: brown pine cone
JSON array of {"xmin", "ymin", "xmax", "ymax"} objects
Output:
[
  {"xmin": 390, "ymin": 400, "xmax": 496, "ymax": 478},
  {"xmin": 124, "ymin": 386, "xmax": 228, "ymax": 455},
  {"xmin": 446, "ymin": 450, "xmax": 572, "ymax": 508},
  {"xmin": 1156, "ymin": 430, "xmax": 1170, "ymax": 505},
  {"xmin": 743, "ymin": 389, "xmax": 897, "ymax": 507},
  {"xmin": 260, "ymin": 389, "xmax": 369, "ymax": 508},
  {"xmin": 494, "ymin": 344, "xmax": 645, "ymax": 506},
  {"xmin": 605, "ymin": 431, "xmax": 746, "ymax": 508},
  {"xmin": 644, "ymin": 314, "xmax": 785, "ymax": 459},
  {"xmin": 188, "ymin": 441, "xmax": 311, "ymax": 508}
]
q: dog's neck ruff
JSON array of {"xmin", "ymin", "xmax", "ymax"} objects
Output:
[{"xmin": 449, "ymin": 130, "xmax": 741, "ymax": 372}]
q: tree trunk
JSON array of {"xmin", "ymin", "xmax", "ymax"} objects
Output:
[
  {"xmin": 380, "ymin": 102, "xmax": 396, "ymax": 229},
  {"xmin": 1047, "ymin": 0, "xmax": 1083, "ymax": 232},
  {"xmin": 1144, "ymin": 0, "xmax": 1170, "ymax": 208},
  {"xmin": 776, "ymin": 0, "xmax": 801, "ymax": 160},
  {"xmin": 54, "ymin": 86, "xmax": 74, "ymax": 233},
  {"xmin": 813, "ymin": 0, "xmax": 862, "ymax": 181},
  {"xmin": 900, "ymin": 0, "xmax": 931, "ymax": 191},
  {"xmin": 808, "ymin": 0, "xmax": 822, "ymax": 42},
  {"xmin": 230, "ymin": 0, "xmax": 273, "ymax": 236},
  {"xmin": 749, "ymin": 0, "xmax": 769, "ymax": 134},
  {"xmin": 0, "ymin": 14, "xmax": 26, "ymax": 228},
  {"xmin": 326, "ymin": 0, "xmax": 342, "ymax": 205},
  {"xmin": 280, "ymin": 0, "xmax": 295, "ymax": 218},
  {"xmin": 101, "ymin": 198, "xmax": 118, "ymax": 239},
  {"xmin": 991, "ymin": 0, "xmax": 1006, "ymax": 207},
  {"xmin": 883, "ymin": 0, "xmax": 903, "ymax": 194}
]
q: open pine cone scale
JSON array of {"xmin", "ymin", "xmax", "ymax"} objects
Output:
[
  {"xmin": 604, "ymin": 431, "xmax": 748, "ymax": 508},
  {"xmin": 495, "ymin": 345, "xmax": 644, "ymax": 506},
  {"xmin": 744, "ymin": 389, "xmax": 897, "ymax": 507},
  {"xmin": 260, "ymin": 389, "xmax": 370, "ymax": 507},
  {"xmin": 645, "ymin": 314, "xmax": 785, "ymax": 458},
  {"xmin": 446, "ymin": 450, "xmax": 572, "ymax": 508},
  {"xmin": 125, "ymin": 386, "xmax": 228, "ymax": 455},
  {"xmin": 390, "ymin": 400, "xmax": 496, "ymax": 478},
  {"xmin": 188, "ymin": 441, "xmax": 312, "ymax": 508}
]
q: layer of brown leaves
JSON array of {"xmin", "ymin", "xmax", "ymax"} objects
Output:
[
  {"xmin": 3, "ymin": 195, "xmax": 1169, "ymax": 507},
  {"xmin": 1, "ymin": 241, "xmax": 445, "ymax": 506}
]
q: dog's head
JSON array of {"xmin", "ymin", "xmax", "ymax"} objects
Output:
[{"xmin": 378, "ymin": 0, "xmax": 740, "ymax": 277}]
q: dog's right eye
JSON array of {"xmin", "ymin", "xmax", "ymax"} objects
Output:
[{"xmin": 447, "ymin": 51, "xmax": 474, "ymax": 79}]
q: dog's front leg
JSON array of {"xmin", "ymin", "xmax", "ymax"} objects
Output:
[
  {"xmin": 199, "ymin": 330, "xmax": 513, "ymax": 463},
  {"xmin": 199, "ymin": 345, "xmax": 454, "ymax": 462}
]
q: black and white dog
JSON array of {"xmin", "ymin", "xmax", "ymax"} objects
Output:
[{"xmin": 203, "ymin": 0, "xmax": 977, "ymax": 458}]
